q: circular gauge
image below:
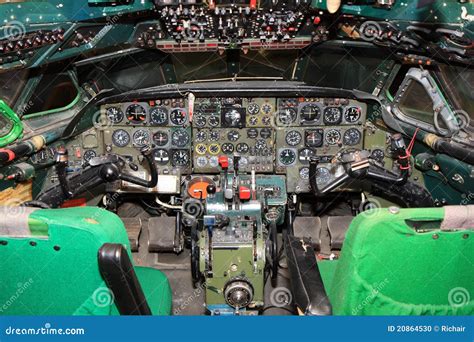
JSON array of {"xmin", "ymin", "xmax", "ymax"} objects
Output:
[
  {"xmin": 325, "ymin": 129, "xmax": 342, "ymax": 145},
  {"xmin": 227, "ymin": 130, "xmax": 240, "ymax": 142},
  {"xmin": 343, "ymin": 128, "xmax": 362, "ymax": 146},
  {"xmin": 172, "ymin": 129, "xmax": 190, "ymax": 147},
  {"xmin": 279, "ymin": 148, "xmax": 297, "ymax": 166},
  {"xmin": 196, "ymin": 156, "xmax": 208, "ymax": 168},
  {"xmin": 153, "ymin": 131, "xmax": 169, "ymax": 146},
  {"xmin": 323, "ymin": 107, "xmax": 342, "ymax": 125},
  {"xmin": 149, "ymin": 107, "xmax": 168, "ymax": 125},
  {"xmin": 261, "ymin": 103, "xmax": 272, "ymax": 114},
  {"xmin": 316, "ymin": 167, "xmax": 331, "ymax": 186},
  {"xmin": 286, "ymin": 130, "xmax": 302, "ymax": 146},
  {"xmin": 208, "ymin": 143, "xmax": 220, "ymax": 155},
  {"xmin": 112, "ymin": 129, "xmax": 130, "ymax": 147},
  {"xmin": 262, "ymin": 116, "xmax": 271, "ymax": 126},
  {"xmin": 209, "ymin": 131, "xmax": 220, "ymax": 141},
  {"xmin": 260, "ymin": 128, "xmax": 272, "ymax": 139},
  {"xmin": 300, "ymin": 104, "xmax": 321, "ymax": 122},
  {"xmin": 236, "ymin": 142, "xmax": 249, "ymax": 153},
  {"xmin": 106, "ymin": 107, "xmax": 124, "ymax": 124},
  {"xmin": 196, "ymin": 130, "xmax": 207, "ymax": 142},
  {"xmin": 248, "ymin": 116, "xmax": 258, "ymax": 126},
  {"xmin": 305, "ymin": 130, "xmax": 323, "ymax": 147},
  {"xmin": 170, "ymin": 108, "xmax": 187, "ymax": 125},
  {"xmin": 208, "ymin": 115, "xmax": 219, "ymax": 127},
  {"xmin": 222, "ymin": 143, "xmax": 234, "ymax": 154},
  {"xmin": 83, "ymin": 150, "xmax": 97, "ymax": 162},
  {"xmin": 255, "ymin": 139, "xmax": 267, "ymax": 151},
  {"xmin": 133, "ymin": 129, "xmax": 151, "ymax": 147},
  {"xmin": 154, "ymin": 149, "xmax": 170, "ymax": 165},
  {"xmin": 195, "ymin": 143, "xmax": 207, "ymax": 155},
  {"xmin": 371, "ymin": 148, "xmax": 385, "ymax": 162},
  {"xmin": 171, "ymin": 150, "xmax": 190, "ymax": 167},
  {"xmin": 344, "ymin": 106, "xmax": 361, "ymax": 123},
  {"xmin": 247, "ymin": 128, "xmax": 258, "ymax": 139},
  {"xmin": 298, "ymin": 148, "xmax": 315, "ymax": 163},
  {"xmin": 209, "ymin": 156, "xmax": 219, "ymax": 168},
  {"xmin": 194, "ymin": 114, "xmax": 206, "ymax": 127},
  {"xmin": 224, "ymin": 109, "xmax": 243, "ymax": 127},
  {"xmin": 278, "ymin": 108, "xmax": 297, "ymax": 125},
  {"xmin": 247, "ymin": 103, "xmax": 260, "ymax": 115},
  {"xmin": 299, "ymin": 167, "xmax": 309, "ymax": 180},
  {"xmin": 126, "ymin": 104, "xmax": 147, "ymax": 124}
]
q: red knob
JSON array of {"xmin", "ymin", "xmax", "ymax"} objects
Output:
[
  {"xmin": 239, "ymin": 186, "xmax": 251, "ymax": 201},
  {"xmin": 218, "ymin": 156, "xmax": 229, "ymax": 169}
]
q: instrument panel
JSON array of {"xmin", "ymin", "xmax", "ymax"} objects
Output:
[{"xmin": 98, "ymin": 96, "xmax": 367, "ymax": 193}]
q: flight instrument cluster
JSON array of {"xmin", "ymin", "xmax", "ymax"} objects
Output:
[{"xmin": 98, "ymin": 96, "xmax": 366, "ymax": 193}]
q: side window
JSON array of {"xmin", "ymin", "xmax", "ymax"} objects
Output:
[
  {"xmin": 22, "ymin": 73, "xmax": 79, "ymax": 117},
  {"xmin": 397, "ymin": 80, "xmax": 438, "ymax": 126}
]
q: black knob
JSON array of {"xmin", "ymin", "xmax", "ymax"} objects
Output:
[{"xmin": 206, "ymin": 184, "xmax": 216, "ymax": 195}]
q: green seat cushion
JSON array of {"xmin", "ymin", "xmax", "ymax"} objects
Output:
[
  {"xmin": 133, "ymin": 267, "xmax": 172, "ymax": 315},
  {"xmin": 326, "ymin": 207, "xmax": 474, "ymax": 315},
  {"xmin": 318, "ymin": 259, "xmax": 339, "ymax": 294}
]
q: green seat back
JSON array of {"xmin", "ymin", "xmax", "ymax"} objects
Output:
[
  {"xmin": 0, "ymin": 206, "xmax": 171, "ymax": 315},
  {"xmin": 325, "ymin": 206, "xmax": 473, "ymax": 315}
]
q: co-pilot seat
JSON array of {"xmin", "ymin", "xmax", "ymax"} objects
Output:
[
  {"xmin": 0, "ymin": 206, "xmax": 172, "ymax": 315},
  {"xmin": 286, "ymin": 205, "xmax": 474, "ymax": 315}
]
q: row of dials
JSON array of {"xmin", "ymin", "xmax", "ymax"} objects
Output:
[
  {"xmin": 104, "ymin": 103, "xmax": 188, "ymax": 126},
  {"xmin": 284, "ymin": 128, "xmax": 362, "ymax": 148},
  {"xmin": 276, "ymin": 100, "xmax": 364, "ymax": 126},
  {"xmin": 110, "ymin": 128, "xmax": 191, "ymax": 148}
]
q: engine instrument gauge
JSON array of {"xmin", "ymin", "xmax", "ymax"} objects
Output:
[
  {"xmin": 260, "ymin": 128, "xmax": 272, "ymax": 139},
  {"xmin": 300, "ymin": 104, "xmax": 321, "ymax": 122},
  {"xmin": 195, "ymin": 143, "xmax": 207, "ymax": 155},
  {"xmin": 208, "ymin": 143, "xmax": 221, "ymax": 155},
  {"xmin": 325, "ymin": 129, "xmax": 342, "ymax": 145},
  {"xmin": 209, "ymin": 131, "xmax": 220, "ymax": 141},
  {"xmin": 248, "ymin": 116, "xmax": 258, "ymax": 126},
  {"xmin": 279, "ymin": 148, "xmax": 297, "ymax": 166},
  {"xmin": 285, "ymin": 130, "xmax": 302, "ymax": 146},
  {"xmin": 133, "ymin": 129, "xmax": 151, "ymax": 147},
  {"xmin": 222, "ymin": 143, "xmax": 234, "ymax": 154},
  {"xmin": 106, "ymin": 107, "xmax": 124, "ymax": 124},
  {"xmin": 171, "ymin": 150, "xmax": 190, "ymax": 167},
  {"xmin": 305, "ymin": 129, "xmax": 323, "ymax": 147},
  {"xmin": 236, "ymin": 142, "xmax": 249, "ymax": 153},
  {"xmin": 371, "ymin": 149, "xmax": 385, "ymax": 162},
  {"xmin": 208, "ymin": 115, "xmax": 219, "ymax": 127},
  {"xmin": 172, "ymin": 129, "xmax": 190, "ymax": 147},
  {"xmin": 344, "ymin": 106, "xmax": 361, "ymax": 123},
  {"xmin": 112, "ymin": 129, "xmax": 130, "ymax": 147},
  {"xmin": 247, "ymin": 128, "xmax": 258, "ymax": 139},
  {"xmin": 194, "ymin": 114, "xmax": 206, "ymax": 127},
  {"xmin": 277, "ymin": 108, "xmax": 297, "ymax": 125},
  {"xmin": 126, "ymin": 104, "xmax": 147, "ymax": 124},
  {"xmin": 262, "ymin": 116, "xmax": 271, "ymax": 126},
  {"xmin": 343, "ymin": 128, "xmax": 362, "ymax": 146},
  {"xmin": 153, "ymin": 131, "xmax": 169, "ymax": 146},
  {"xmin": 83, "ymin": 150, "xmax": 97, "ymax": 163},
  {"xmin": 187, "ymin": 177, "xmax": 216, "ymax": 199},
  {"xmin": 247, "ymin": 103, "xmax": 260, "ymax": 115},
  {"xmin": 149, "ymin": 107, "xmax": 168, "ymax": 125},
  {"xmin": 323, "ymin": 107, "xmax": 342, "ymax": 125},
  {"xmin": 298, "ymin": 148, "xmax": 315, "ymax": 163},
  {"xmin": 299, "ymin": 167, "xmax": 309, "ymax": 180},
  {"xmin": 196, "ymin": 131, "xmax": 207, "ymax": 142},
  {"xmin": 255, "ymin": 139, "xmax": 267, "ymax": 151},
  {"xmin": 227, "ymin": 130, "xmax": 240, "ymax": 142},
  {"xmin": 316, "ymin": 167, "xmax": 331, "ymax": 186},
  {"xmin": 154, "ymin": 149, "xmax": 170, "ymax": 165},
  {"xmin": 261, "ymin": 103, "xmax": 272, "ymax": 114},
  {"xmin": 196, "ymin": 156, "xmax": 208, "ymax": 168},
  {"xmin": 170, "ymin": 108, "xmax": 187, "ymax": 125}
]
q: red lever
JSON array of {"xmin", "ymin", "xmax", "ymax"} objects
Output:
[
  {"xmin": 218, "ymin": 156, "xmax": 229, "ymax": 169},
  {"xmin": 239, "ymin": 186, "xmax": 251, "ymax": 201}
]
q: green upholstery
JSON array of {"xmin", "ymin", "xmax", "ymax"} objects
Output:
[
  {"xmin": 0, "ymin": 207, "xmax": 172, "ymax": 315},
  {"xmin": 318, "ymin": 207, "xmax": 474, "ymax": 315}
]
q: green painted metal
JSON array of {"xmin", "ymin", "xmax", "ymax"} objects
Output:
[{"xmin": 0, "ymin": 100, "xmax": 23, "ymax": 147}]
